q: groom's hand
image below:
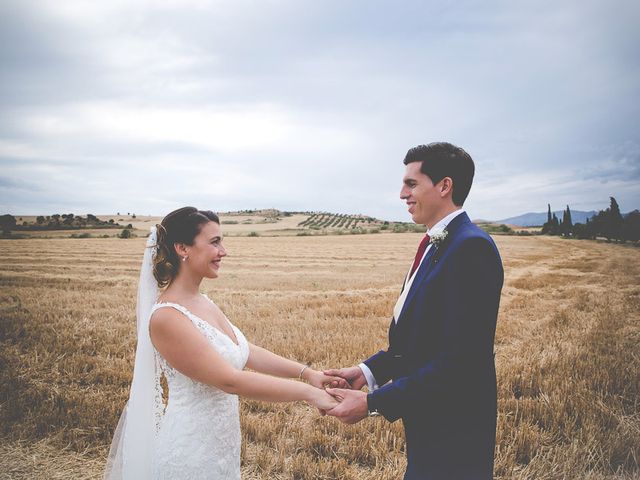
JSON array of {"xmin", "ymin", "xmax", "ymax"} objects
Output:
[
  {"xmin": 305, "ymin": 370, "xmax": 350, "ymax": 390},
  {"xmin": 324, "ymin": 388, "xmax": 368, "ymax": 424},
  {"xmin": 323, "ymin": 366, "xmax": 366, "ymax": 390}
]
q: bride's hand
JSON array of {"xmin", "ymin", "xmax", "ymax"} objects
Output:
[
  {"xmin": 303, "ymin": 369, "xmax": 351, "ymax": 389},
  {"xmin": 307, "ymin": 387, "xmax": 340, "ymax": 411}
]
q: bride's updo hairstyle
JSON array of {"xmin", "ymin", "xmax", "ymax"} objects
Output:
[{"xmin": 153, "ymin": 206, "xmax": 220, "ymax": 287}]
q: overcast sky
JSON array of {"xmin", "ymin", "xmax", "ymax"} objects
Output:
[{"xmin": 1, "ymin": 0, "xmax": 638, "ymax": 221}]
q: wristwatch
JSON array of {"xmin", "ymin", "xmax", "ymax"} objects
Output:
[{"xmin": 367, "ymin": 394, "xmax": 381, "ymax": 417}]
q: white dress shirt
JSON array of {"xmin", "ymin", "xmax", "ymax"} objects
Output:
[{"xmin": 359, "ymin": 209, "xmax": 465, "ymax": 392}]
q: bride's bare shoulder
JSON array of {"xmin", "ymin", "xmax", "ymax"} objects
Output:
[{"xmin": 149, "ymin": 305, "xmax": 190, "ymax": 336}]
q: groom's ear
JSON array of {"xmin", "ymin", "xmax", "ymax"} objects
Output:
[{"xmin": 438, "ymin": 177, "xmax": 454, "ymax": 197}]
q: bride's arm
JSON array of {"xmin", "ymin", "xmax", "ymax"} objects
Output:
[
  {"xmin": 246, "ymin": 343, "xmax": 349, "ymax": 389},
  {"xmin": 149, "ymin": 309, "xmax": 338, "ymax": 410}
]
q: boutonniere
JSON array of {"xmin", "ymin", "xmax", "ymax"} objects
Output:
[{"xmin": 429, "ymin": 226, "xmax": 448, "ymax": 249}]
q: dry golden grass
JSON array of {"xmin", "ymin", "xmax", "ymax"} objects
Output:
[{"xmin": 1, "ymin": 234, "xmax": 639, "ymax": 479}]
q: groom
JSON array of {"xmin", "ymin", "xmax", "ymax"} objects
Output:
[{"xmin": 325, "ymin": 142, "xmax": 503, "ymax": 479}]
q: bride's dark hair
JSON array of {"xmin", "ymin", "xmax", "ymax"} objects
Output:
[{"xmin": 153, "ymin": 206, "xmax": 220, "ymax": 287}]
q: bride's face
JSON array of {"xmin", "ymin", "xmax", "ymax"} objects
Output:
[{"xmin": 183, "ymin": 221, "xmax": 227, "ymax": 279}]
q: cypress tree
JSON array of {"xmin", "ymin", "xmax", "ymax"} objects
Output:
[
  {"xmin": 622, "ymin": 210, "xmax": 640, "ymax": 242},
  {"xmin": 551, "ymin": 213, "xmax": 560, "ymax": 235},
  {"xmin": 542, "ymin": 204, "xmax": 553, "ymax": 235},
  {"xmin": 562, "ymin": 205, "xmax": 573, "ymax": 237},
  {"xmin": 605, "ymin": 197, "xmax": 624, "ymax": 241}
]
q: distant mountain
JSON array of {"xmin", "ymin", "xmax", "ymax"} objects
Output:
[{"xmin": 496, "ymin": 210, "xmax": 598, "ymax": 227}]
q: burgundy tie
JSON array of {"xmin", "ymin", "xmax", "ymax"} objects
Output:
[{"xmin": 410, "ymin": 234, "xmax": 431, "ymax": 277}]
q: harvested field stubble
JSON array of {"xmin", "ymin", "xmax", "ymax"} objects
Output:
[{"xmin": 1, "ymin": 234, "xmax": 638, "ymax": 479}]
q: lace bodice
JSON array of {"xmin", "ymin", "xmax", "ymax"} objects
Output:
[{"xmin": 149, "ymin": 294, "xmax": 249, "ymax": 479}]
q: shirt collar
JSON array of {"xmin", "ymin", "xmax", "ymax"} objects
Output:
[{"xmin": 427, "ymin": 208, "xmax": 465, "ymax": 235}]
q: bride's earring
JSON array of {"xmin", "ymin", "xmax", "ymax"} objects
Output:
[{"xmin": 182, "ymin": 256, "xmax": 188, "ymax": 262}]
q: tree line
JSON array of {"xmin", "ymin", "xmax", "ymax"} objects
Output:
[
  {"xmin": 0, "ymin": 214, "xmax": 126, "ymax": 236},
  {"xmin": 542, "ymin": 197, "xmax": 640, "ymax": 243}
]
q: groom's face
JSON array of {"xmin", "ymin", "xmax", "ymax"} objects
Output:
[{"xmin": 400, "ymin": 161, "xmax": 442, "ymax": 227}]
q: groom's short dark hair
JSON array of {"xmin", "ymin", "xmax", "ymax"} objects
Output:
[{"xmin": 403, "ymin": 142, "xmax": 475, "ymax": 206}]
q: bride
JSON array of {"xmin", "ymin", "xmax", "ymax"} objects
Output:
[{"xmin": 104, "ymin": 207, "xmax": 344, "ymax": 479}]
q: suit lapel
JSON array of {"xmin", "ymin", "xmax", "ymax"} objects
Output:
[{"xmin": 395, "ymin": 212, "xmax": 470, "ymax": 323}]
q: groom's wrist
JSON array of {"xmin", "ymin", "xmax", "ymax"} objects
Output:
[{"xmin": 359, "ymin": 363, "xmax": 378, "ymax": 391}]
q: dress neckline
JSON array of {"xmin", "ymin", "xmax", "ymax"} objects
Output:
[{"xmin": 154, "ymin": 294, "xmax": 240, "ymax": 348}]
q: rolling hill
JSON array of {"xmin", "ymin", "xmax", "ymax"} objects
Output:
[{"xmin": 497, "ymin": 210, "xmax": 598, "ymax": 227}]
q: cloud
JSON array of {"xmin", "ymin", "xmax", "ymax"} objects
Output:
[{"xmin": 1, "ymin": 0, "xmax": 639, "ymax": 219}]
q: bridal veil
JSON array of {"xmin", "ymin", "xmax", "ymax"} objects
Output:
[{"xmin": 104, "ymin": 226, "xmax": 162, "ymax": 480}]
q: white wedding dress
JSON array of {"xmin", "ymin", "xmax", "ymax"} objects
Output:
[{"xmin": 150, "ymin": 295, "xmax": 250, "ymax": 479}]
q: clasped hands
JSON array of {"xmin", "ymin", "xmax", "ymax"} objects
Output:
[{"xmin": 309, "ymin": 366, "xmax": 371, "ymax": 425}]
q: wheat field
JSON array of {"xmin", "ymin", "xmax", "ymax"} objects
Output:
[{"xmin": 1, "ymin": 234, "xmax": 638, "ymax": 479}]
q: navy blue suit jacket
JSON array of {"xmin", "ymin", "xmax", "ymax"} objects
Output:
[{"xmin": 365, "ymin": 212, "xmax": 503, "ymax": 480}]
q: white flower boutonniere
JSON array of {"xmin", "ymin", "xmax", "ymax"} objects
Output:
[{"xmin": 429, "ymin": 226, "xmax": 448, "ymax": 249}]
